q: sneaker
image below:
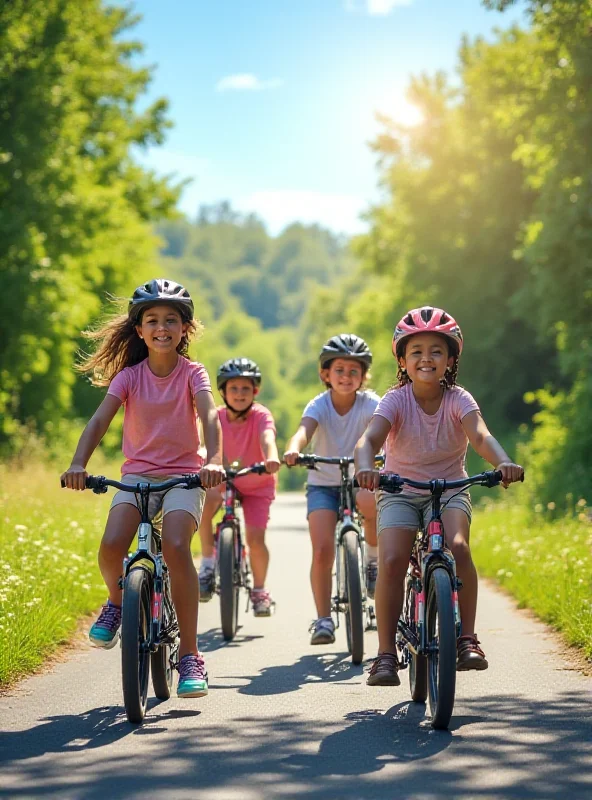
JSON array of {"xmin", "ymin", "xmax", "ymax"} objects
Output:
[
  {"xmin": 456, "ymin": 634, "xmax": 489, "ymax": 671},
  {"xmin": 176, "ymin": 653, "xmax": 209, "ymax": 698},
  {"xmin": 366, "ymin": 652, "xmax": 401, "ymax": 686},
  {"xmin": 309, "ymin": 616, "xmax": 335, "ymax": 645},
  {"xmin": 89, "ymin": 600, "xmax": 121, "ymax": 649},
  {"xmin": 366, "ymin": 560, "xmax": 378, "ymax": 600},
  {"xmin": 251, "ymin": 589, "xmax": 274, "ymax": 617},
  {"xmin": 198, "ymin": 566, "xmax": 215, "ymax": 603}
]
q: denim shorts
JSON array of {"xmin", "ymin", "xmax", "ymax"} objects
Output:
[
  {"xmin": 306, "ymin": 485, "xmax": 341, "ymax": 518},
  {"xmin": 377, "ymin": 490, "xmax": 472, "ymax": 534}
]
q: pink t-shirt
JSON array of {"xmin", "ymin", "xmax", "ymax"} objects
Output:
[
  {"xmin": 374, "ymin": 384, "xmax": 480, "ymax": 493},
  {"xmin": 107, "ymin": 357, "xmax": 212, "ymax": 476},
  {"xmin": 219, "ymin": 403, "xmax": 276, "ymax": 496}
]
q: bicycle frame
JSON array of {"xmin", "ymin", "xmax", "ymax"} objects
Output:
[{"xmin": 84, "ymin": 475, "xmax": 202, "ymax": 651}]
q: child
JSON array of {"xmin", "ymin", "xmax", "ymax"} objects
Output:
[
  {"xmin": 355, "ymin": 306, "xmax": 524, "ymax": 685},
  {"xmin": 198, "ymin": 358, "xmax": 280, "ymax": 617},
  {"xmin": 61, "ymin": 278, "xmax": 224, "ymax": 699},
  {"xmin": 284, "ymin": 334, "xmax": 380, "ymax": 645}
]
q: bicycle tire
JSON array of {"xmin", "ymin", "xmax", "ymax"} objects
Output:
[
  {"xmin": 343, "ymin": 529, "xmax": 364, "ymax": 665},
  {"xmin": 426, "ymin": 565, "xmax": 456, "ymax": 729},
  {"xmin": 219, "ymin": 525, "xmax": 239, "ymax": 641},
  {"xmin": 121, "ymin": 568, "xmax": 152, "ymax": 724},
  {"xmin": 151, "ymin": 574, "xmax": 177, "ymax": 700},
  {"xmin": 405, "ymin": 583, "xmax": 428, "ymax": 703}
]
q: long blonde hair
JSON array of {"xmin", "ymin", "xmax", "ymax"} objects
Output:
[{"xmin": 78, "ymin": 298, "xmax": 203, "ymax": 386}]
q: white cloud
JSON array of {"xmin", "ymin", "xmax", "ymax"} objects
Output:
[
  {"xmin": 345, "ymin": 0, "xmax": 413, "ymax": 14},
  {"xmin": 238, "ymin": 189, "xmax": 369, "ymax": 236},
  {"xmin": 216, "ymin": 74, "xmax": 283, "ymax": 92}
]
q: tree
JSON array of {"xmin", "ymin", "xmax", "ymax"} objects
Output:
[{"xmin": 0, "ymin": 0, "xmax": 179, "ymax": 446}]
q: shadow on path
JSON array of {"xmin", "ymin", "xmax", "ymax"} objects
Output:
[{"xmin": 1, "ymin": 692, "xmax": 591, "ymax": 798}]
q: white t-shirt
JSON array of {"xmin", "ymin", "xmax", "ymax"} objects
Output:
[{"xmin": 302, "ymin": 390, "xmax": 380, "ymax": 486}]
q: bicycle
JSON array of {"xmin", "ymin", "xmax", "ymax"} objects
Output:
[
  {"xmin": 213, "ymin": 462, "xmax": 270, "ymax": 641},
  {"xmin": 375, "ymin": 469, "xmax": 504, "ymax": 730},
  {"xmin": 72, "ymin": 473, "xmax": 202, "ymax": 724},
  {"xmin": 293, "ymin": 454, "xmax": 373, "ymax": 665}
]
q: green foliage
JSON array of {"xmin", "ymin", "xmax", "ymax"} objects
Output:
[
  {"xmin": 0, "ymin": 462, "xmax": 110, "ymax": 686},
  {"xmin": 472, "ymin": 497, "xmax": 592, "ymax": 659},
  {"xmin": 0, "ymin": 0, "xmax": 179, "ymax": 449}
]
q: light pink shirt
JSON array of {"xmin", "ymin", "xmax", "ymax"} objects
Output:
[
  {"xmin": 107, "ymin": 357, "xmax": 212, "ymax": 476},
  {"xmin": 374, "ymin": 384, "xmax": 479, "ymax": 493},
  {"xmin": 219, "ymin": 403, "xmax": 276, "ymax": 496}
]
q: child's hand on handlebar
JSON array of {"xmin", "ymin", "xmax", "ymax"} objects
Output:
[
  {"xmin": 283, "ymin": 450, "xmax": 300, "ymax": 467},
  {"xmin": 495, "ymin": 462, "xmax": 524, "ymax": 488},
  {"xmin": 200, "ymin": 463, "xmax": 226, "ymax": 488},
  {"xmin": 61, "ymin": 464, "xmax": 88, "ymax": 491},
  {"xmin": 265, "ymin": 458, "xmax": 281, "ymax": 474},
  {"xmin": 355, "ymin": 469, "xmax": 381, "ymax": 492}
]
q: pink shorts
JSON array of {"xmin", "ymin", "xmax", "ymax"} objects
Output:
[{"xmin": 239, "ymin": 492, "xmax": 274, "ymax": 530}]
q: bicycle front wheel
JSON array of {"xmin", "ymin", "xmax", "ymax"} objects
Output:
[
  {"xmin": 219, "ymin": 525, "xmax": 239, "ymax": 641},
  {"xmin": 343, "ymin": 530, "xmax": 364, "ymax": 665},
  {"xmin": 426, "ymin": 566, "xmax": 457, "ymax": 730},
  {"xmin": 121, "ymin": 568, "xmax": 152, "ymax": 724}
]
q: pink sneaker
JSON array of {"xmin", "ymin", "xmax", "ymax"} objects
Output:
[{"xmin": 250, "ymin": 589, "xmax": 274, "ymax": 617}]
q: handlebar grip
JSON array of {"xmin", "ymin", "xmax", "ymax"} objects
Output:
[{"xmin": 60, "ymin": 479, "xmax": 65, "ymax": 488}]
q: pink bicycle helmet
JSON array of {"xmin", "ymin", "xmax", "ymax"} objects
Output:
[{"xmin": 393, "ymin": 306, "xmax": 463, "ymax": 358}]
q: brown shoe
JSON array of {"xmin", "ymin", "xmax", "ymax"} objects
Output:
[
  {"xmin": 366, "ymin": 652, "xmax": 401, "ymax": 686},
  {"xmin": 457, "ymin": 634, "xmax": 488, "ymax": 671}
]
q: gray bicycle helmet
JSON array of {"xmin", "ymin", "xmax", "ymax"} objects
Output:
[
  {"xmin": 129, "ymin": 278, "xmax": 194, "ymax": 321},
  {"xmin": 319, "ymin": 333, "xmax": 373, "ymax": 369},
  {"xmin": 217, "ymin": 357, "xmax": 262, "ymax": 390}
]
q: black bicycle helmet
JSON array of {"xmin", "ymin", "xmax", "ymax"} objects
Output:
[
  {"xmin": 217, "ymin": 357, "xmax": 262, "ymax": 390},
  {"xmin": 129, "ymin": 278, "xmax": 194, "ymax": 321},
  {"xmin": 319, "ymin": 333, "xmax": 373, "ymax": 369}
]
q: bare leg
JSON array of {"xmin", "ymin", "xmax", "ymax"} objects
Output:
[
  {"xmin": 246, "ymin": 526, "xmax": 268, "ymax": 588},
  {"xmin": 442, "ymin": 507, "xmax": 476, "ymax": 635},
  {"xmin": 99, "ymin": 503, "xmax": 140, "ymax": 605},
  {"xmin": 197, "ymin": 489, "xmax": 223, "ymax": 559},
  {"xmin": 162, "ymin": 510, "xmax": 199, "ymax": 658},
  {"xmin": 308, "ymin": 509, "xmax": 337, "ymax": 618},
  {"xmin": 356, "ymin": 489, "xmax": 377, "ymax": 548},
  {"xmin": 375, "ymin": 527, "xmax": 416, "ymax": 653}
]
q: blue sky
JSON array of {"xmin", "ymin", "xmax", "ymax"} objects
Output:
[{"xmin": 131, "ymin": 0, "xmax": 525, "ymax": 236}]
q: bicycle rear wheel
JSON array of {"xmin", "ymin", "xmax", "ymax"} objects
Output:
[
  {"xmin": 151, "ymin": 572, "xmax": 178, "ymax": 700},
  {"xmin": 219, "ymin": 525, "xmax": 239, "ymax": 641},
  {"xmin": 403, "ymin": 580, "xmax": 428, "ymax": 702},
  {"xmin": 426, "ymin": 566, "xmax": 456, "ymax": 729},
  {"xmin": 343, "ymin": 530, "xmax": 364, "ymax": 665},
  {"xmin": 121, "ymin": 568, "xmax": 151, "ymax": 724}
]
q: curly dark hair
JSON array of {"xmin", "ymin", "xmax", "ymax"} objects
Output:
[{"xmin": 77, "ymin": 297, "xmax": 203, "ymax": 387}]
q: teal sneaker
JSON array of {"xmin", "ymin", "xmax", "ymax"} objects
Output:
[
  {"xmin": 89, "ymin": 601, "xmax": 121, "ymax": 649},
  {"xmin": 177, "ymin": 653, "xmax": 208, "ymax": 698}
]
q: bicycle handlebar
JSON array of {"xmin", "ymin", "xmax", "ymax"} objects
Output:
[
  {"xmin": 354, "ymin": 470, "xmax": 505, "ymax": 494},
  {"xmin": 224, "ymin": 462, "xmax": 268, "ymax": 480},
  {"xmin": 291, "ymin": 453, "xmax": 385, "ymax": 470},
  {"xmin": 60, "ymin": 474, "xmax": 203, "ymax": 494}
]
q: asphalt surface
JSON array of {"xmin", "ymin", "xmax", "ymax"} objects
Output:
[{"xmin": 1, "ymin": 494, "xmax": 592, "ymax": 799}]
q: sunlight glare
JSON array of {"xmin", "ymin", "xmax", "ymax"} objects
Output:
[{"xmin": 375, "ymin": 94, "xmax": 424, "ymax": 127}]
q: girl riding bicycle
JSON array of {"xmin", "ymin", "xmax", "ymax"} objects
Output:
[
  {"xmin": 284, "ymin": 334, "xmax": 380, "ymax": 645},
  {"xmin": 198, "ymin": 357, "xmax": 280, "ymax": 617},
  {"xmin": 355, "ymin": 306, "xmax": 524, "ymax": 685},
  {"xmin": 61, "ymin": 278, "xmax": 224, "ymax": 699}
]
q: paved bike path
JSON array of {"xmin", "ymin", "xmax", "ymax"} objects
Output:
[{"xmin": 1, "ymin": 494, "xmax": 592, "ymax": 799}]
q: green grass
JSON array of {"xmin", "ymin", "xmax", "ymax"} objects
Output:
[
  {"xmin": 472, "ymin": 497, "xmax": 592, "ymax": 659},
  {"xmin": 0, "ymin": 462, "xmax": 114, "ymax": 686}
]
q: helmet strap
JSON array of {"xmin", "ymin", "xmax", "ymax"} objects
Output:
[{"xmin": 223, "ymin": 398, "xmax": 254, "ymax": 419}]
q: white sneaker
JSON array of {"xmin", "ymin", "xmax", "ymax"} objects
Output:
[
  {"xmin": 309, "ymin": 616, "xmax": 335, "ymax": 645},
  {"xmin": 198, "ymin": 566, "xmax": 215, "ymax": 602}
]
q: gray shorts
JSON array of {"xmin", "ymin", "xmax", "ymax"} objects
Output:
[
  {"xmin": 110, "ymin": 473, "xmax": 205, "ymax": 528},
  {"xmin": 377, "ymin": 490, "xmax": 472, "ymax": 534}
]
